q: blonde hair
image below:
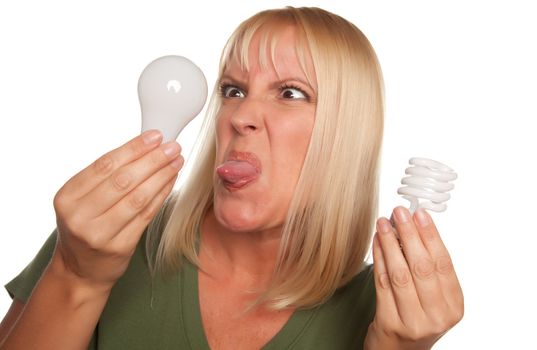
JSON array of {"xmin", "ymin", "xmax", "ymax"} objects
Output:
[{"xmin": 146, "ymin": 6, "xmax": 384, "ymax": 310}]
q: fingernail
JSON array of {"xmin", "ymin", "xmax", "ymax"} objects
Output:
[
  {"xmin": 415, "ymin": 208, "xmax": 431, "ymax": 227},
  {"xmin": 377, "ymin": 218, "xmax": 392, "ymax": 234},
  {"xmin": 394, "ymin": 207, "xmax": 410, "ymax": 223},
  {"xmin": 170, "ymin": 157, "xmax": 183, "ymax": 170},
  {"xmin": 162, "ymin": 142, "xmax": 180, "ymax": 158},
  {"xmin": 142, "ymin": 130, "xmax": 162, "ymax": 145}
]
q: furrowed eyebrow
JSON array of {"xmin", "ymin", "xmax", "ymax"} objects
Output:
[
  {"xmin": 271, "ymin": 77, "xmax": 315, "ymax": 91},
  {"xmin": 219, "ymin": 74, "xmax": 247, "ymax": 87},
  {"xmin": 278, "ymin": 77, "xmax": 312, "ymax": 88},
  {"xmin": 220, "ymin": 74, "xmax": 315, "ymax": 93}
]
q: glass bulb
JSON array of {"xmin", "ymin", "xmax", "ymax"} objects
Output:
[{"xmin": 138, "ymin": 55, "xmax": 208, "ymax": 142}]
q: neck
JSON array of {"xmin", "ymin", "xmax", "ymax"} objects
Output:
[{"xmin": 199, "ymin": 208, "xmax": 282, "ymax": 288}]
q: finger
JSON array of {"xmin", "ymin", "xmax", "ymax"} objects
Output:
[
  {"xmin": 111, "ymin": 173, "xmax": 178, "ymax": 251},
  {"xmin": 392, "ymin": 207, "xmax": 447, "ymax": 316},
  {"xmin": 412, "ymin": 208, "xmax": 464, "ymax": 311},
  {"xmin": 372, "ymin": 232, "xmax": 401, "ymax": 326},
  {"xmin": 376, "ymin": 217, "xmax": 425, "ymax": 327},
  {"xmin": 81, "ymin": 141, "xmax": 181, "ymax": 217},
  {"xmin": 60, "ymin": 130, "xmax": 163, "ymax": 199},
  {"xmin": 92, "ymin": 155, "xmax": 183, "ymax": 238}
]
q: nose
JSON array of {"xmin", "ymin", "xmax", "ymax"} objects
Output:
[{"xmin": 229, "ymin": 98, "xmax": 264, "ymax": 136}]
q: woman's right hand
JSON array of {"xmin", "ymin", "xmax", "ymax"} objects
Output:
[{"xmin": 51, "ymin": 130, "xmax": 183, "ymax": 291}]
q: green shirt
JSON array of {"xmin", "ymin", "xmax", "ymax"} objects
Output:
[{"xmin": 5, "ymin": 230, "xmax": 376, "ymax": 349}]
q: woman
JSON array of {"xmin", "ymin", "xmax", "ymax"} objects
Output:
[{"xmin": 0, "ymin": 7, "xmax": 463, "ymax": 350}]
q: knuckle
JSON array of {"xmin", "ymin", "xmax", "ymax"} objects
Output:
[
  {"xmin": 390, "ymin": 268, "xmax": 411, "ymax": 288},
  {"xmin": 430, "ymin": 319, "xmax": 455, "ymax": 337},
  {"xmin": 453, "ymin": 308, "xmax": 464, "ymax": 324},
  {"xmin": 93, "ymin": 154, "xmax": 115, "ymax": 176},
  {"xmin": 85, "ymin": 233, "xmax": 107, "ymax": 250},
  {"xmin": 100, "ymin": 244, "xmax": 126, "ymax": 258},
  {"xmin": 112, "ymin": 172, "xmax": 132, "ymax": 191},
  {"xmin": 139, "ymin": 202, "xmax": 158, "ymax": 221},
  {"xmin": 378, "ymin": 273, "xmax": 391, "ymax": 289},
  {"xmin": 443, "ymin": 317, "xmax": 458, "ymax": 330},
  {"xmin": 427, "ymin": 303, "xmax": 464, "ymax": 334},
  {"xmin": 402, "ymin": 315, "xmax": 442, "ymax": 341},
  {"xmin": 128, "ymin": 190, "xmax": 148, "ymax": 211},
  {"xmin": 430, "ymin": 312, "xmax": 452, "ymax": 331},
  {"xmin": 435, "ymin": 255, "xmax": 454, "ymax": 275},
  {"xmin": 413, "ymin": 257, "xmax": 435, "ymax": 280},
  {"xmin": 88, "ymin": 229, "xmax": 112, "ymax": 250},
  {"xmin": 404, "ymin": 323, "xmax": 423, "ymax": 342},
  {"xmin": 53, "ymin": 190, "xmax": 68, "ymax": 212},
  {"xmin": 111, "ymin": 249, "xmax": 131, "ymax": 260},
  {"xmin": 65, "ymin": 212, "xmax": 86, "ymax": 235},
  {"xmin": 108, "ymin": 239, "xmax": 136, "ymax": 258},
  {"xmin": 451, "ymin": 303, "xmax": 465, "ymax": 325}
]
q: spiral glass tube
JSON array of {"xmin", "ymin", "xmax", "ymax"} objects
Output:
[{"xmin": 397, "ymin": 157, "xmax": 457, "ymax": 215}]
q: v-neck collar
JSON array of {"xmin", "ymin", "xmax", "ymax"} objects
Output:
[{"xmin": 179, "ymin": 259, "xmax": 319, "ymax": 349}]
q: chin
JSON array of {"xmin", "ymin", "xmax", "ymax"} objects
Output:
[
  {"xmin": 214, "ymin": 203, "xmax": 260, "ymax": 232},
  {"xmin": 212, "ymin": 196, "xmax": 275, "ymax": 233}
]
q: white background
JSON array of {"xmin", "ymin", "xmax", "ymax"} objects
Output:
[{"xmin": 1, "ymin": 1, "xmax": 535, "ymax": 348}]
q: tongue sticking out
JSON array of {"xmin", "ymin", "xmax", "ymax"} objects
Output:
[{"xmin": 216, "ymin": 160, "xmax": 259, "ymax": 188}]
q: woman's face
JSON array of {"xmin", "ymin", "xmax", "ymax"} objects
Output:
[{"xmin": 213, "ymin": 26, "xmax": 317, "ymax": 234}]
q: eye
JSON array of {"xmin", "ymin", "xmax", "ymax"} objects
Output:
[
  {"xmin": 280, "ymin": 85, "xmax": 308, "ymax": 100},
  {"xmin": 219, "ymin": 84, "xmax": 245, "ymax": 98}
]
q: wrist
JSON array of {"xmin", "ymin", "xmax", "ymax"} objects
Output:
[
  {"xmin": 46, "ymin": 251, "xmax": 114, "ymax": 305},
  {"xmin": 364, "ymin": 325, "xmax": 432, "ymax": 350}
]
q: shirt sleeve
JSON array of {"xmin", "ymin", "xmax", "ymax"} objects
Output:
[{"xmin": 4, "ymin": 229, "xmax": 58, "ymax": 302}]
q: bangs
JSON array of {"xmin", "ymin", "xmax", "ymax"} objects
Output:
[{"xmin": 219, "ymin": 12, "xmax": 316, "ymax": 88}]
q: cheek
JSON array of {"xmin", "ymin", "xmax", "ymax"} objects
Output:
[
  {"xmin": 215, "ymin": 112, "xmax": 232, "ymax": 156},
  {"xmin": 272, "ymin": 115, "xmax": 314, "ymax": 170},
  {"xmin": 215, "ymin": 112, "xmax": 227, "ymax": 140}
]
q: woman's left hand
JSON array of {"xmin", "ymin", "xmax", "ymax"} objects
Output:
[{"xmin": 363, "ymin": 206, "xmax": 464, "ymax": 350}]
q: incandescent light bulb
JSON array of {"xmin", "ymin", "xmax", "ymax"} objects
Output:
[{"xmin": 138, "ymin": 55, "xmax": 208, "ymax": 142}]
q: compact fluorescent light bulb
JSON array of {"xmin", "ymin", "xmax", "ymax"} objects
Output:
[
  {"xmin": 138, "ymin": 55, "xmax": 208, "ymax": 142},
  {"xmin": 397, "ymin": 157, "xmax": 457, "ymax": 215}
]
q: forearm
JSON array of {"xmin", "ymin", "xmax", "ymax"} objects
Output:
[
  {"xmin": 363, "ymin": 327, "xmax": 433, "ymax": 350},
  {"xmin": 364, "ymin": 338, "xmax": 433, "ymax": 350},
  {"xmin": 364, "ymin": 342, "xmax": 432, "ymax": 350},
  {"xmin": 0, "ymin": 253, "xmax": 112, "ymax": 350}
]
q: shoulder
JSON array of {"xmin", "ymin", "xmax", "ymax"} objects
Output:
[{"xmin": 4, "ymin": 229, "xmax": 58, "ymax": 302}]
